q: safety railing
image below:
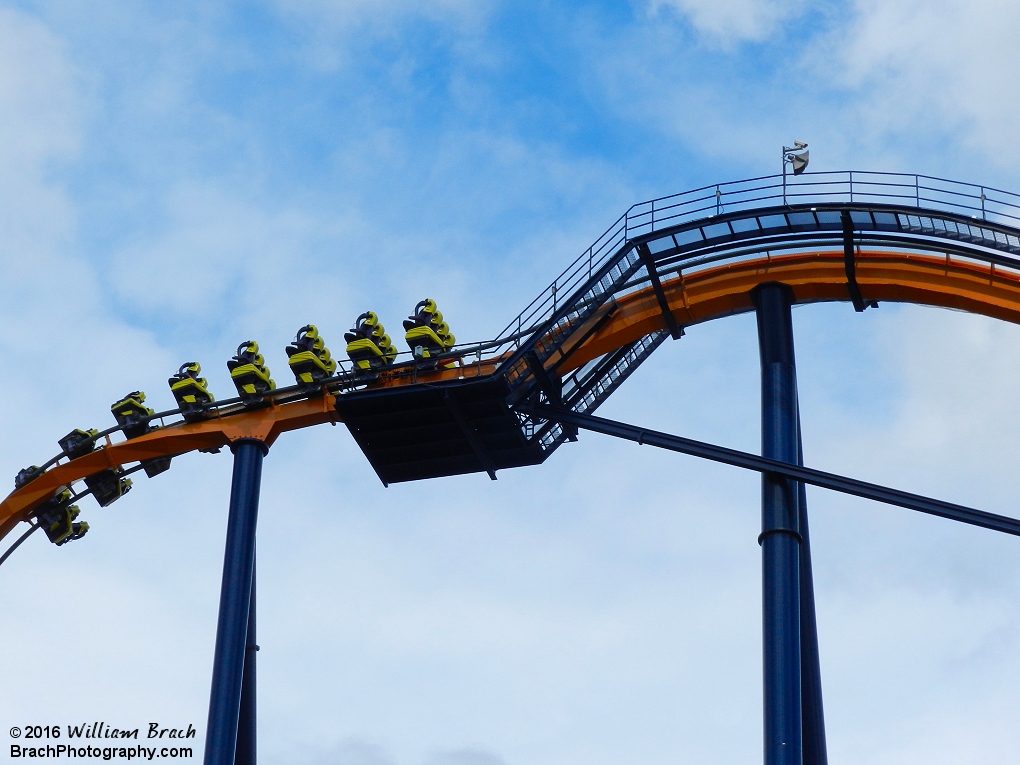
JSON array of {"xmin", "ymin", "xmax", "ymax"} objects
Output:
[
  {"xmin": 334, "ymin": 171, "xmax": 1020, "ymax": 387},
  {"xmin": 625, "ymin": 171, "xmax": 1020, "ymax": 236},
  {"xmin": 468, "ymin": 171, "xmax": 1020, "ymax": 367}
]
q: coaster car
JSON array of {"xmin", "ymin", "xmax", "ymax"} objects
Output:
[
  {"xmin": 111, "ymin": 391, "xmax": 156, "ymax": 439},
  {"xmin": 36, "ymin": 490, "xmax": 89, "ymax": 546},
  {"xmin": 403, "ymin": 298, "xmax": 456, "ymax": 360},
  {"xmin": 14, "ymin": 465, "xmax": 44, "ymax": 490},
  {"xmin": 287, "ymin": 325, "xmax": 337, "ymax": 386},
  {"xmin": 345, "ymin": 312, "xmax": 397, "ymax": 372},
  {"xmin": 169, "ymin": 362, "xmax": 215, "ymax": 421},
  {"xmin": 228, "ymin": 341, "xmax": 276, "ymax": 402},
  {"xmin": 58, "ymin": 428, "xmax": 99, "ymax": 460},
  {"xmin": 85, "ymin": 469, "xmax": 132, "ymax": 507},
  {"xmin": 142, "ymin": 455, "xmax": 172, "ymax": 478}
]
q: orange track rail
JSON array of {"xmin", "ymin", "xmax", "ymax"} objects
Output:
[
  {"xmin": 563, "ymin": 249, "xmax": 1020, "ymax": 371},
  {"xmin": 3, "ymin": 248, "xmax": 1019, "ymax": 542},
  {"xmin": 0, "ymin": 395, "xmax": 340, "ymax": 542}
]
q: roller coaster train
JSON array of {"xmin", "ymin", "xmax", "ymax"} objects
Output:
[{"xmin": 4, "ymin": 170, "xmax": 1020, "ymax": 765}]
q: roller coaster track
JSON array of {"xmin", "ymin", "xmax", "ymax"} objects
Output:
[{"xmin": 5, "ymin": 170, "xmax": 1020, "ymax": 545}]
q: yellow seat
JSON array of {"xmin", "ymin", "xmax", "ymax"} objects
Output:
[
  {"xmin": 111, "ymin": 391, "xmax": 156, "ymax": 439},
  {"xmin": 287, "ymin": 325, "xmax": 337, "ymax": 385},
  {"xmin": 36, "ymin": 490, "xmax": 89, "ymax": 546},
  {"xmin": 346, "ymin": 313, "xmax": 397, "ymax": 372},
  {"xmin": 15, "ymin": 465, "xmax": 43, "ymax": 489},
  {"xmin": 404, "ymin": 299, "xmax": 456, "ymax": 359},
  {"xmin": 228, "ymin": 341, "xmax": 276, "ymax": 401},
  {"xmin": 58, "ymin": 428, "xmax": 100, "ymax": 460},
  {"xmin": 169, "ymin": 362, "xmax": 215, "ymax": 421},
  {"xmin": 405, "ymin": 325, "xmax": 446, "ymax": 357},
  {"xmin": 84, "ymin": 469, "xmax": 132, "ymax": 507}
]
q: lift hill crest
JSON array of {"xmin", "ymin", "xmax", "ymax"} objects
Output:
[{"xmin": 5, "ymin": 170, "xmax": 1020, "ymax": 548}]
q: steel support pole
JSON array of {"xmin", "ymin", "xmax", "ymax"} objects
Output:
[
  {"xmin": 204, "ymin": 439, "xmax": 267, "ymax": 765},
  {"xmin": 234, "ymin": 562, "xmax": 257, "ymax": 765},
  {"xmin": 523, "ymin": 404, "xmax": 1020, "ymax": 536},
  {"xmin": 753, "ymin": 283, "xmax": 802, "ymax": 765},
  {"xmin": 797, "ymin": 432, "xmax": 827, "ymax": 765}
]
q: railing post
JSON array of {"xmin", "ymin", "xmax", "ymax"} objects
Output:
[
  {"xmin": 753, "ymin": 283, "xmax": 803, "ymax": 765},
  {"xmin": 203, "ymin": 439, "xmax": 267, "ymax": 765}
]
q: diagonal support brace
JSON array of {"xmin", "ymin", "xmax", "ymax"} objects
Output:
[
  {"xmin": 842, "ymin": 211, "xmax": 878, "ymax": 312},
  {"xmin": 637, "ymin": 242, "xmax": 684, "ymax": 339},
  {"xmin": 525, "ymin": 352, "xmax": 576, "ymax": 441},
  {"xmin": 525, "ymin": 351, "xmax": 562, "ymax": 405},
  {"xmin": 526, "ymin": 404, "xmax": 1020, "ymax": 538},
  {"xmin": 444, "ymin": 391, "xmax": 497, "ymax": 481}
]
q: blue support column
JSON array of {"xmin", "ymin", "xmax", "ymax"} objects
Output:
[
  {"xmin": 753, "ymin": 283, "xmax": 803, "ymax": 765},
  {"xmin": 234, "ymin": 562, "xmax": 257, "ymax": 765},
  {"xmin": 204, "ymin": 439, "xmax": 267, "ymax": 765},
  {"xmin": 798, "ymin": 431, "xmax": 827, "ymax": 765}
]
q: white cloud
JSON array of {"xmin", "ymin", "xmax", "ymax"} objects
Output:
[
  {"xmin": 271, "ymin": 0, "xmax": 494, "ymax": 70},
  {"xmin": 591, "ymin": 0, "xmax": 1020, "ymax": 178},
  {"xmin": 427, "ymin": 749, "xmax": 507, "ymax": 765},
  {"xmin": 809, "ymin": 0, "xmax": 1020, "ymax": 167},
  {"xmin": 0, "ymin": 2, "xmax": 210, "ymax": 743},
  {"xmin": 0, "ymin": 8, "xmax": 80, "ymax": 276},
  {"xmin": 314, "ymin": 738, "xmax": 397, "ymax": 765},
  {"xmin": 647, "ymin": 0, "xmax": 804, "ymax": 44},
  {"xmin": 275, "ymin": 0, "xmax": 490, "ymax": 26},
  {"xmin": 0, "ymin": 9, "xmax": 81, "ymax": 169},
  {"xmin": 0, "ymin": 7, "xmax": 163, "ymax": 451}
]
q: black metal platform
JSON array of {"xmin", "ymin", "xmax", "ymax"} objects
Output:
[{"xmin": 334, "ymin": 376, "xmax": 547, "ymax": 484}]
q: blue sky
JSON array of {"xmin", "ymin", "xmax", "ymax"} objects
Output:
[{"xmin": 2, "ymin": 2, "xmax": 1020, "ymax": 764}]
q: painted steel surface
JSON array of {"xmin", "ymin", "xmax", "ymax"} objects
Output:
[
  {"xmin": 7, "ymin": 194, "xmax": 1020, "ymax": 541},
  {"xmin": 5, "ymin": 245, "xmax": 1020, "ymax": 539},
  {"xmin": 0, "ymin": 394, "xmax": 338, "ymax": 541},
  {"xmin": 754, "ymin": 284, "xmax": 803, "ymax": 765},
  {"xmin": 525, "ymin": 405, "xmax": 1020, "ymax": 537},
  {"xmin": 559, "ymin": 249, "xmax": 1020, "ymax": 368},
  {"xmin": 797, "ymin": 431, "xmax": 827, "ymax": 765},
  {"xmin": 204, "ymin": 441, "xmax": 265, "ymax": 765}
]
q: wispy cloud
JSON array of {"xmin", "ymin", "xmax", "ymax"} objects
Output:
[
  {"xmin": 816, "ymin": 0, "xmax": 1020, "ymax": 167},
  {"xmin": 647, "ymin": 0, "xmax": 806, "ymax": 45}
]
